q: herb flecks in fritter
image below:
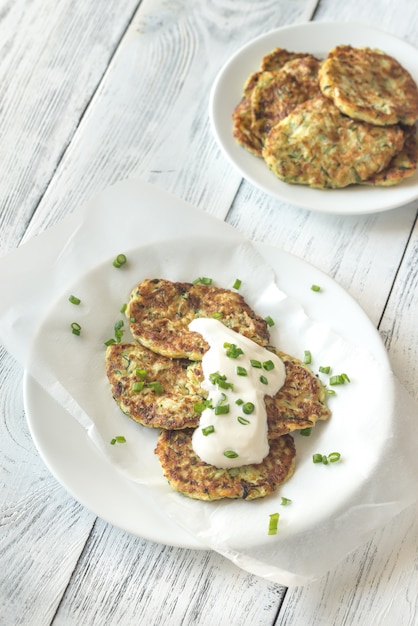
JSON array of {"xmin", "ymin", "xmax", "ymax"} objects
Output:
[
  {"xmin": 155, "ymin": 430, "xmax": 296, "ymax": 501},
  {"xmin": 125, "ymin": 278, "xmax": 270, "ymax": 361}
]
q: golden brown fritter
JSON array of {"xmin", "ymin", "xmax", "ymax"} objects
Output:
[
  {"xmin": 364, "ymin": 124, "xmax": 418, "ymax": 186},
  {"xmin": 155, "ymin": 429, "xmax": 296, "ymax": 501},
  {"xmin": 266, "ymin": 349, "xmax": 331, "ymax": 438},
  {"xmin": 319, "ymin": 45, "xmax": 418, "ymax": 126},
  {"xmin": 251, "ymin": 56, "xmax": 321, "ymax": 144},
  {"xmin": 106, "ymin": 342, "xmax": 205, "ymax": 429},
  {"xmin": 126, "ymin": 278, "xmax": 270, "ymax": 360},
  {"xmin": 232, "ymin": 72, "xmax": 264, "ymax": 156},
  {"xmin": 232, "ymin": 48, "xmax": 314, "ymax": 156},
  {"xmin": 262, "ymin": 96, "xmax": 405, "ymax": 189}
]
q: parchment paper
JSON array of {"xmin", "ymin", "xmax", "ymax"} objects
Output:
[{"xmin": 0, "ymin": 179, "xmax": 416, "ymax": 586}]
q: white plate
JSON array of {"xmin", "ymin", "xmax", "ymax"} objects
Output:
[
  {"xmin": 209, "ymin": 21, "xmax": 418, "ymax": 215},
  {"xmin": 23, "ymin": 240, "xmax": 391, "ymax": 549}
]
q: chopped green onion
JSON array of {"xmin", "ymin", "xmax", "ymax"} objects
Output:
[
  {"xmin": 313, "ymin": 453, "xmax": 323, "ymax": 463},
  {"xmin": 260, "ymin": 375, "xmax": 268, "ymax": 385},
  {"xmin": 71, "ymin": 322, "xmax": 81, "ymax": 335},
  {"xmin": 265, "ymin": 315, "xmax": 275, "ymax": 327},
  {"xmin": 300, "ymin": 427, "xmax": 312, "ymax": 436},
  {"xmin": 330, "ymin": 373, "xmax": 350, "ymax": 386},
  {"xmin": 193, "ymin": 276, "xmax": 212, "ymax": 285},
  {"xmin": 233, "ymin": 278, "xmax": 242, "ymax": 290},
  {"xmin": 194, "ymin": 400, "xmax": 210, "ymax": 413},
  {"xmin": 104, "ymin": 338, "xmax": 116, "ymax": 346},
  {"xmin": 120, "ymin": 303, "xmax": 127, "ymax": 313},
  {"xmin": 325, "ymin": 388, "xmax": 336, "ymax": 395},
  {"xmin": 69, "ymin": 295, "xmax": 81, "ymax": 305},
  {"xmin": 223, "ymin": 450, "xmax": 238, "ymax": 459},
  {"xmin": 212, "ymin": 311, "xmax": 223, "ymax": 319},
  {"xmin": 132, "ymin": 381, "xmax": 145, "ymax": 392},
  {"xmin": 250, "ymin": 359, "xmax": 262, "ymax": 369},
  {"xmin": 114, "ymin": 320, "xmax": 125, "ymax": 343},
  {"xmin": 237, "ymin": 416, "xmax": 250, "ymax": 425},
  {"xmin": 235, "ymin": 398, "xmax": 244, "ymax": 406},
  {"xmin": 242, "ymin": 402, "xmax": 255, "ymax": 415},
  {"xmin": 110, "ymin": 435, "xmax": 126, "ymax": 445},
  {"xmin": 280, "ymin": 497, "xmax": 292, "ymax": 506},
  {"xmin": 224, "ymin": 342, "xmax": 244, "ymax": 358},
  {"xmin": 202, "ymin": 425, "xmax": 215, "ymax": 436},
  {"xmin": 136, "ymin": 368, "xmax": 147, "ymax": 379},
  {"xmin": 209, "ymin": 371, "xmax": 234, "ymax": 390},
  {"xmin": 322, "ymin": 456, "xmax": 329, "ymax": 465},
  {"xmin": 319, "ymin": 365, "xmax": 331, "ymax": 374},
  {"xmin": 236, "ymin": 366, "xmax": 247, "ymax": 376},
  {"xmin": 303, "ymin": 350, "xmax": 312, "ymax": 365},
  {"xmin": 215, "ymin": 404, "xmax": 230, "ymax": 415},
  {"xmin": 130, "ymin": 317, "xmax": 136, "ymax": 323},
  {"xmin": 263, "ymin": 359, "xmax": 275, "ymax": 371},
  {"xmin": 113, "ymin": 254, "xmax": 127, "ymax": 268},
  {"xmin": 328, "ymin": 452, "xmax": 341, "ymax": 463},
  {"xmin": 268, "ymin": 512, "xmax": 279, "ymax": 535},
  {"xmin": 311, "ymin": 284, "xmax": 321, "ymax": 292},
  {"xmin": 147, "ymin": 381, "xmax": 164, "ymax": 394}
]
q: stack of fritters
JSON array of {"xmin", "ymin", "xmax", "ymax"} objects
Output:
[
  {"xmin": 233, "ymin": 45, "xmax": 418, "ymax": 189},
  {"xmin": 106, "ymin": 278, "xmax": 331, "ymax": 501}
]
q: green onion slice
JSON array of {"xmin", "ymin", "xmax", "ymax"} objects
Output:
[
  {"xmin": 110, "ymin": 435, "xmax": 126, "ymax": 445},
  {"xmin": 319, "ymin": 365, "xmax": 331, "ymax": 374},
  {"xmin": 113, "ymin": 254, "xmax": 127, "ymax": 268},
  {"xmin": 263, "ymin": 359, "xmax": 275, "ymax": 371},
  {"xmin": 212, "ymin": 311, "xmax": 223, "ymax": 319},
  {"xmin": 147, "ymin": 381, "xmax": 164, "ymax": 394},
  {"xmin": 268, "ymin": 512, "xmax": 279, "ymax": 535},
  {"xmin": 250, "ymin": 359, "xmax": 262, "ymax": 369},
  {"xmin": 215, "ymin": 404, "xmax": 230, "ymax": 415},
  {"xmin": 242, "ymin": 402, "xmax": 255, "ymax": 415},
  {"xmin": 236, "ymin": 366, "xmax": 247, "ymax": 376},
  {"xmin": 202, "ymin": 425, "xmax": 215, "ymax": 436},
  {"xmin": 237, "ymin": 416, "xmax": 250, "ymax": 425},
  {"xmin": 280, "ymin": 497, "xmax": 292, "ymax": 506},
  {"xmin": 223, "ymin": 450, "xmax": 238, "ymax": 459},
  {"xmin": 69, "ymin": 295, "xmax": 81, "ymax": 305},
  {"xmin": 303, "ymin": 350, "xmax": 312, "ymax": 365},
  {"xmin": 260, "ymin": 375, "xmax": 268, "ymax": 385},
  {"xmin": 135, "ymin": 368, "xmax": 147, "ymax": 379},
  {"xmin": 71, "ymin": 322, "xmax": 81, "ymax": 335},
  {"xmin": 328, "ymin": 452, "xmax": 341, "ymax": 463},
  {"xmin": 233, "ymin": 278, "xmax": 242, "ymax": 290},
  {"xmin": 265, "ymin": 315, "xmax": 275, "ymax": 327},
  {"xmin": 299, "ymin": 427, "xmax": 312, "ymax": 436},
  {"xmin": 132, "ymin": 381, "xmax": 144, "ymax": 392},
  {"xmin": 224, "ymin": 342, "xmax": 244, "ymax": 358},
  {"xmin": 313, "ymin": 453, "xmax": 323, "ymax": 463},
  {"xmin": 193, "ymin": 276, "xmax": 212, "ymax": 285},
  {"xmin": 311, "ymin": 284, "xmax": 321, "ymax": 292}
]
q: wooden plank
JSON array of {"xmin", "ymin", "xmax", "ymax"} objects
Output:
[
  {"xmin": 0, "ymin": 0, "xmax": 140, "ymax": 254},
  {"xmin": 19, "ymin": 0, "xmax": 320, "ymax": 241},
  {"xmin": 54, "ymin": 520, "xmax": 285, "ymax": 625}
]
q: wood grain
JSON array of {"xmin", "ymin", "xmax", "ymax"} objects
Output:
[{"xmin": 1, "ymin": 0, "xmax": 418, "ymax": 624}]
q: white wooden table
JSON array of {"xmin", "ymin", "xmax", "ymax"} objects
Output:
[{"xmin": 1, "ymin": 1, "xmax": 418, "ymax": 624}]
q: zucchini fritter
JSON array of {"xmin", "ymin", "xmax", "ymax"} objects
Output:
[
  {"xmin": 251, "ymin": 56, "xmax": 321, "ymax": 144},
  {"xmin": 262, "ymin": 96, "xmax": 405, "ymax": 189},
  {"xmin": 155, "ymin": 429, "xmax": 296, "ymax": 501},
  {"xmin": 319, "ymin": 45, "xmax": 418, "ymax": 126},
  {"xmin": 266, "ymin": 349, "xmax": 331, "ymax": 438},
  {"xmin": 106, "ymin": 342, "xmax": 205, "ymax": 429},
  {"xmin": 232, "ymin": 48, "xmax": 313, "ymax": 156},
  {"xmin": 364, "ymin": 124, "xmax": 418, "ymax": 186},
  {"xmin": 126, "ymin": 278, "xmax": 270, "ymax": 360}
]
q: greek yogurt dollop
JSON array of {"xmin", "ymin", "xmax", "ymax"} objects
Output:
[{"xmin": 190, "ymin": 318, "xmax": 286, "ymax": 468}]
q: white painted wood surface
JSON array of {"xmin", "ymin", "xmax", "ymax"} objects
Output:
[{"xmin": 1, "ymin": 0, "xmax": 417, "ymax": 624}]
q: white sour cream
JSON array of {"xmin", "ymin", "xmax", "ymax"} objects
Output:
[{"xmin": 189, "ymin": 318, "xmax": 286, "ymax": 468}]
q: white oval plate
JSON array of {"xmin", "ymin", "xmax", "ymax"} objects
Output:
[
  {"xmin": 23, "ymin": 241, "xmax": 392, "ymax": 549},
  {"xmin": 209, "ymin": 21, "xmax": 418, "ymax": 215}
]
